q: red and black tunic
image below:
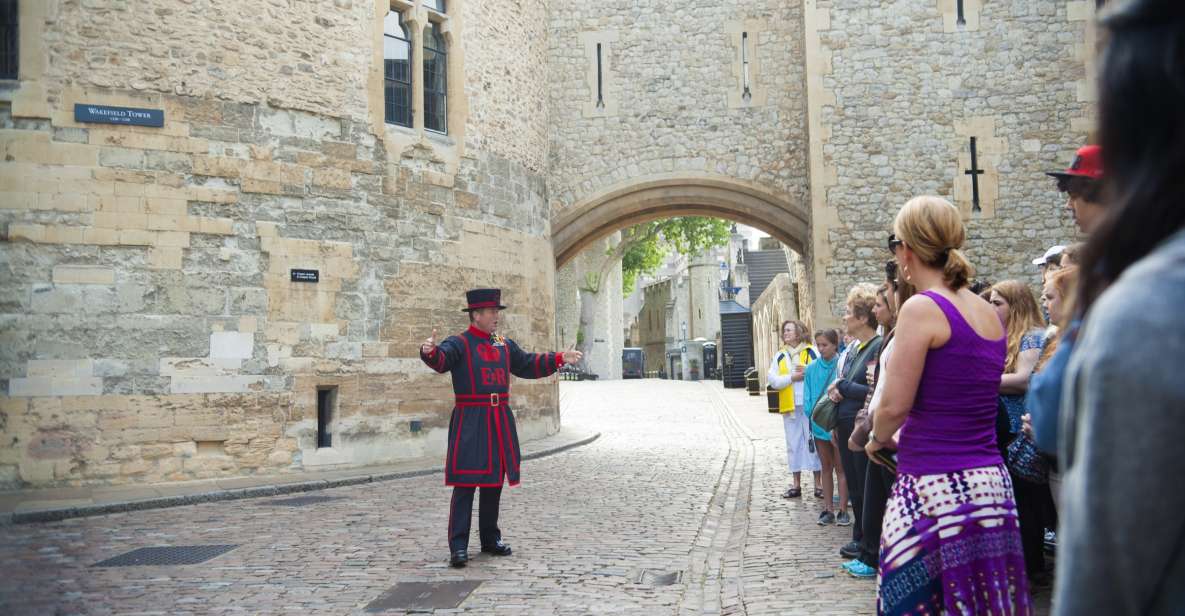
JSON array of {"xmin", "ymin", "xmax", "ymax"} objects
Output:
[{"xmin": 419, "ymin": 325, "xmax": 563, "ymax": 487}]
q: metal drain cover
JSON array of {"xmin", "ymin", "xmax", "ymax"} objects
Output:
[
  {"xmin": 261, "ymin": 495, "xmax": 344, "ymax": 507},
  {"xmin": 637, "ymin": 569, "xmax": 683, "ymax": 586},
  {"xmin": 365, "ymin": 581, "xmax": 483, "ymax": 612},
  {"xmin": 93, "ymin": 545, "xmax": 238, "ymax": 567}
]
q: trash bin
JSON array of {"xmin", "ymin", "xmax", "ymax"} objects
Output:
[{"xmin": 744, "ymin": 367, "xmax": 759, "ymax": 396}]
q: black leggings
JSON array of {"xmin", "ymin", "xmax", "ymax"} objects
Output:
[
  {"xmin": 859, "ymin": 463, "xmax": 895, "ymax": 568},
  {"xmin": 836, "ymin": 416, "xmax": 867, "ymax": 543},
  {"xmin": 1012, "ymin": 474, "xmax": 1057, "ymax": 575}
]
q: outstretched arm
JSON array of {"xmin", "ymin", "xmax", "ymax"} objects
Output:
[
  {"xmin": 507, "ymin": 339, "xmax": 579, "ymax": 379},
  {"xmin": 420, "ymin": 330, "xmax": 462, "ymax": 373}
]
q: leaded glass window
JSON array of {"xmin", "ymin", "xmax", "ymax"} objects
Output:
[
  {"xmin": 383, "ymin": 10, "xmax": 412, "ymax": 128},
  {"xmin": 423, "ymin": 22, "xmax": 447, "ymax": 134}
]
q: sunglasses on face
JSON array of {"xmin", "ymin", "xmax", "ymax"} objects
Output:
[{"xmin": 887, "ymin": 234, "xmax": 904, "ymax": 254}]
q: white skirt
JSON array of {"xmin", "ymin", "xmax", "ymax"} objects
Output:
[{"xmin": 782, "ymin": 411, "xmax": 821, "ymax": 473}]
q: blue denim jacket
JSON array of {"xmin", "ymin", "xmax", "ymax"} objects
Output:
[{"xmin": 1025, "ymin": 320, "xmax": 1079, "ymax": 456}]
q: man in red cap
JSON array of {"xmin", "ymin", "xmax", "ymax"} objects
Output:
[
  {"xmin": 420, "ymin": 288, "xmax": 582, "ymax": 568},
  {"xmin": 1047, "ymin": 144, "xmax": 1105, "ymax": 234}
]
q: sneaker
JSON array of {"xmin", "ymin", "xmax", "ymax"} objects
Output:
[
  {"xmin": 841, "ymin": 558, "xmax": 861, "ymax": 571},
  {"xmin": 839, "ymin": 541, "xmax": 861, "ymax": 559},
  {"xmin": 846, "ymin": 561, "xmax": 877, "ymax": 578},
  {"xmin": 817, "ymin": 511, "xmax": 835, "ymax": 526},
  {"xmin": 835, "ymin": 511, "xmax": 853, "ymax": 526}
]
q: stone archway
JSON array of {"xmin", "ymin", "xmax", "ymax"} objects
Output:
[
  {"xmin": 552, "ymin": 173, "xmax": 810, "ymax": 268},
  {"xmin": 551, "ymin": 173, "xmax": 814, "ymax": 379}
]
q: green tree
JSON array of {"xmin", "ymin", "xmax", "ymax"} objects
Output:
[
  {"xmin": 576, "ymin": 217, "xmax": 732, "ymax": 296},
  {"xmin": 618, "ymin": 217, "xmax": 733, "ymax": 296}
]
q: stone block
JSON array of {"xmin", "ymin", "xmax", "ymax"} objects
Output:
[
  {"xmin": 148, "ymin": 246, "xmax": 183, "ymax": 270},
  {"xmin": 9, "ymin": 377, "xmax": 103, "ymax": 396},
  {"xmin": 98, "ymin": 147, "xmax": 146, "ymax": 169},
  {"xmin": 170, "ymin": 375, "xmax": 265, "ymax": 394},
  {"xmin": 160, "ymin": 357, "xmax": 243, "ymax": 376},
  {"xmin": 210, "ymin": 331, "xmax": 254, "ymax": 359},
  {"xmin": 26, "ymin": 359, "xmax": 95, "ymax": 378}
]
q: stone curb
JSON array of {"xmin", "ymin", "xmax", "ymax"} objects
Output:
[{"xmin": 4, "ymin": 432, "xmax": 600, "ymax": 525}]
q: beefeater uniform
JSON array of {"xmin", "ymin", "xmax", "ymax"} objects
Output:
[{"xmin": 419, "ymin": 288, "xmax": 565, "ymax": 555}]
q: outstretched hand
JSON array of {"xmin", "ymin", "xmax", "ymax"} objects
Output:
[
  {"xmin": 561, "ymin": 344, "xmax": 583, "ymax": 365},
  {"xmin": 421, "ymin": 328, "xmax": 438, "ymax": 355}
]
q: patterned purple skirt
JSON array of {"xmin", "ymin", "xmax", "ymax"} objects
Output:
[{"xmin": 878, "ymin": 464, "xmax": 1032, "ymax": 615}]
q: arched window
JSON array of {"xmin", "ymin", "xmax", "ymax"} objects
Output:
[
  {"xmin": 383, "ymin": 10, "xmax": 412, "ymax": 128},
  {"xmin": 423, "ymin": 22, "xmax": 447, "ymax": 134}
]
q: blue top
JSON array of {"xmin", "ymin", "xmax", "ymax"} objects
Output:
[
  {"xmin": 897, "ymin": 291, "xmax": 1007, "ymax": 476},
  {"xmin": 1001, "ymin": 328, "xmax": 1047, "ymax": 434},
  {"xmin": 1026, "ymin": 320, "xmax": 1078, "ymax": 455},
  {"xmin": 803, "ymin": 355, "xmax": 838, "ymax": 428}
]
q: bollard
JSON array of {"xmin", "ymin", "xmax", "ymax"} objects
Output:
[
  {"xmin": 744, "ymin": 367, "xmax": 759, "ymax": 396},
  {"xmin": 767, "ymin": 389, "xmax": 781, "ymax": 413}
]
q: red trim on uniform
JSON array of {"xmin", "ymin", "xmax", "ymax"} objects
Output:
[
  {"xmin": 467, "ymin": 325, "xmax": 491, "ymax": 340},
  {"xmin": 461, "ymin": 335, "xmax": 477, "ymax": 394},
  {"xmin": 450, "ymin": 409, "xmax": 466, "ymax": 473},
  {"xmin": 493, "ymin": 398, "xmax": 507, "ymax": 483},
  {"xmin": 448, "ymin": 481, "xmax": 510, "ymax": 488},
  {"xmin": 435, "ymin": 347, "xmax": 446, "ymax": 371},
  {"xmin": 449, "ymin": 407, "xmax": 493, "ymax": 475},
  {"xmin": 555, "ymin": 352, "xmax": 565, "ymax": 368},
  {"xmin": 533, "ymin": 353, "xmax": 541, "ymax": 377},
  {"xmin": 505, "ymin": 407, "xmax": 519, "ymax": 473},
  {"xmin": 467, "ymin": 301, "xmax": 501, "ymax": 310}
]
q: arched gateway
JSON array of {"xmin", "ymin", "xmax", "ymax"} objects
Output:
[{"xmin": 552, "ymin": 173, "xmax": 810, "ymax": 268}]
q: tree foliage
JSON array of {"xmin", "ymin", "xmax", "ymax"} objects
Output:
[{"xmin": 618, "ymin": 218, "xmax": 732, "ymax": 296}]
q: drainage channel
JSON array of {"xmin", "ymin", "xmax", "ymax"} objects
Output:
[{"xmin": 677, "ymin": 382, "xmax": 755, "ymax": 616}]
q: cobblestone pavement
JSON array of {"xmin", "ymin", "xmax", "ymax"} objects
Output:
[{"xmin": 0, "ymin": 380, "xmax": 1050, "ymax": 615}]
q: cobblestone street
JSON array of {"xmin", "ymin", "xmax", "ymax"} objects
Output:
[{"xmin": 3, "ymin": 379, "xmax": 1039, "ymax": 615}]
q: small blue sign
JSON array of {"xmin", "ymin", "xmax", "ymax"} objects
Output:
[{"xmin": 74, "ymin": 104, "xmax": 164, "ymax": 128}]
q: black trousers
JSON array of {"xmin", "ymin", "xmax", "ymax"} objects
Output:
[
  {"xmin": 1012, "ymin": 473, "xmax": 1056, "ymax": 576},
  {"xmin": 858, "ymin": 462, "xmax": 895, "ymax": 568},
  {"xmin": 836, "ymin": 416, "xmax": 867, "ymax": 543},
  {"xmin": 448, "ymin": 486, "xmax": 502, "ymax": 553}
]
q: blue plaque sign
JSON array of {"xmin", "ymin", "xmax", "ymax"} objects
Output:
[{"xmin": 74, "ymin": 104, "xmax": 165, "ymax": 128}]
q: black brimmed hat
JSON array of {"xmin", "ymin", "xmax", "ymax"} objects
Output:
[{"xmin": 462, "ymin": 288, "xmax": 507, "ymax": 312}]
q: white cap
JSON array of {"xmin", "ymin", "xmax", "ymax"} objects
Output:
[{"xmin": 1032, "ymin": 245, "xmax": 1066, "ymax": 266}]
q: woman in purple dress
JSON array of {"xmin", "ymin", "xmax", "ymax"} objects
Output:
[{"xmin": 867, "ymin": 196, "xmax": 1031, "ymax": 615}]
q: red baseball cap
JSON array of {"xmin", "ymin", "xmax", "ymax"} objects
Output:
[{"xmin": 1046, "ymin": 144, "xmax": 1103, "ymax": 181}]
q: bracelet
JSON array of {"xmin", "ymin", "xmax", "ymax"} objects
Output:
[{"xmin": 870, "ymin": 433, "xmax": 885, "ymax": 446}]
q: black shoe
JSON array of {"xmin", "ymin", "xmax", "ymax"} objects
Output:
[
  {"xmin": 449, "ymin": 549, "xmax": 468, "ymax": 568},
  {"xmin": 839, "ymin": 541, "xmax": 861, "ymax": 559},
  {"xmin": 480, "ymin": 540, "xmax": 512, "ymax": 556}
]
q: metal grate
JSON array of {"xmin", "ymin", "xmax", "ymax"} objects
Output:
[
  {"xmin": 365, "ymin": 581, "xmax": 482, "ymax": 612},
  {"xmin": 260, "ymin": 495, "xmax": 344, "ymax": 507},
  {"xmin": 93, "ymin": 545, "xmax": 238, "ymax": 567},
  {"xmin": 636, "ymin": 569, "xmax": 683, "ymax": 586}
]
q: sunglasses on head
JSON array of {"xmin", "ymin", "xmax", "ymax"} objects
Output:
[{"xmin": 887, "ymin": 233, "xmax": 904, "ymax": 254}]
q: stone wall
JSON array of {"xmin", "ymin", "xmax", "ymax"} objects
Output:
[
  {"xmin": 553, "ymin": 233, "xmax": 624, "ymax": 379},
  {"xmin": 546, "ymin": 0, "xmax": 811, "ymax": 221},
  {"xmin": 806, "ymin": 0, "xmax": 1092, "ymax": 323},
  {"xmin": 638, "ymin": 281, "xmax": 672, "ymax": 375},
  {"xmin": 0, "ymin": 0, "xmax": 558, "ymax": 488},
  {"xmin": 751, "ymin": 273, "xmax": 799, "ymax": 389}
]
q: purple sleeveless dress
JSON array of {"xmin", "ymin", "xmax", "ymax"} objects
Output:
[{"xmin": 877, "ymin": 291, "xmax": 1032, "ymax": 615}]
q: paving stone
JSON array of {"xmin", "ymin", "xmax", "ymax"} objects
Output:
[{"xmin": 0, "ymin": 381, "xmax": 1051, "ymax": 614}]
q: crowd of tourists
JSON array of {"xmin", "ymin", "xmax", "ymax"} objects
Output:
[{"xmin": 765, "ymin": 1, "xmax": 1184, "ymax": 613}]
